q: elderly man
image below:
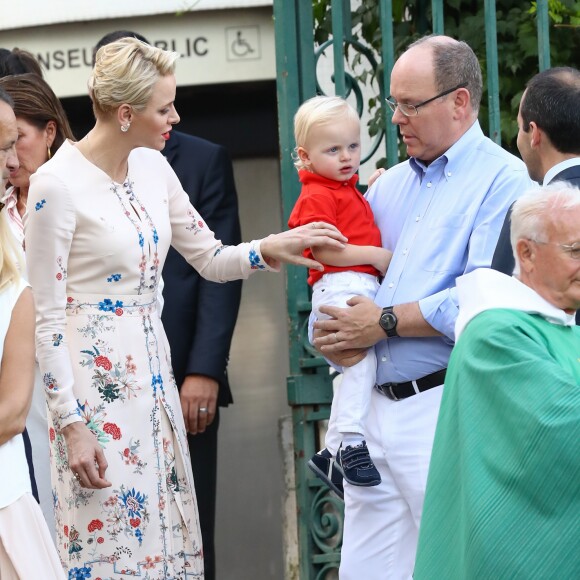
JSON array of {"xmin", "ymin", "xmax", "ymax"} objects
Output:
[
  {"xmin": 313, "ymin": 35, "xmax": 531, "ymax": 579},
  {"xmin": 415, "ymin": 182, "xmax": 580, "ymax": 579}
]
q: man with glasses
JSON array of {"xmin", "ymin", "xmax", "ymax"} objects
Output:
[
  {"xmin": 386, "ymin": 81, "xmax": 468, "ymax": 117},
  {"xmin": 491, "ymin": 66, "xmax": 580, "ymax": 327},
  {"xmin": 415, "ymin": 181, "xmax": 580, "ymax": 579},
  {"xmin": 312, "ymin": 35, "xmax": 531, "ymax": 579}
]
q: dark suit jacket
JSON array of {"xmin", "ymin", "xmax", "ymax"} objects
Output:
[
  {"xmin": 161, "ymin": 131, "xmax": 242, "ymax": 406},
  {"xmin": 491, "ymin": 162, "xmax": 580, "ymax": 324}
]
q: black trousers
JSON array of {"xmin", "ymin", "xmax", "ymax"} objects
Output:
[{"xmin": 188, "ymin": 409, "xmax": 220, "ymax": 580}]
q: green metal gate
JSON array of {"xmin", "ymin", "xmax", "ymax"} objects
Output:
[{"xmin": 274, "ymin": 1, "xmax": 554, "ymax": 577}]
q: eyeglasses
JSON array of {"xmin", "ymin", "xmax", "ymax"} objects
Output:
[
  {"xmin": 385, "ymin": 83, "xmax": 468, "ymax": 117},
  {"xmin": 531, "ymin": 240, "xmax": 580, "ymax": 260}
]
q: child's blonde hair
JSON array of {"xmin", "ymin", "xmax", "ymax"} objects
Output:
[
  {"xmin": 0, "ymin": 213, "xmax": 22, "ymax": 291},
  {"xmin": 293, "ymin": 95, "xmax": 360, "ymax": 170}
]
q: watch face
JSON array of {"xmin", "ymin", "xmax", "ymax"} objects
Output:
[{"xmin": 381, "ymin": 312, "xmax": 396, "ymax": 330}]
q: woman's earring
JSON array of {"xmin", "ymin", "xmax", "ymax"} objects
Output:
[
  {"xmin": 121, "ymin": 122, "xmax": 131, "ymax": 133},
  {"xmin": 47, "ymin": 145, "xmax": 52, "ymax": 160}
]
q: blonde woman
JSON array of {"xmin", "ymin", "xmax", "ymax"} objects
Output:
[
  {"xmin": 25, "ymin": 38, "xmax": 345, "ymax": 578},
  {"xmin": 0, "ymin": 92, "xmax": 64, "ymax": 579},
  {"xmin": 0, "ymin": 71, "xmax": 77, "ymax": 542}
]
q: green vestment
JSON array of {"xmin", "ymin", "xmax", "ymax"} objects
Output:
[{"xmin": 414, "ymin": 309, "xmax": 580, "ymax": 580}]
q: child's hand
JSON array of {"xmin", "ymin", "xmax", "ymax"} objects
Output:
[
  {"xmin": 367, "ymin": 168, "xmax": 386, "ymax": 188},
  {"xmin": 374, "ymin": 247, "xmax": 393, "ymax": 275}
]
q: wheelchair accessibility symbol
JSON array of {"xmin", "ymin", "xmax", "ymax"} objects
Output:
[
  {"xmin": 232, "ymin": 31, "xmax": 254, "ymax": 57},
  {"xmin": 226, "ymin": 26, "xmax": 261, "ymax": 61}
]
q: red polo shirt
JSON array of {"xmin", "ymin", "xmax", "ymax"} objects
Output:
[{"xmin": 288, "ymin": 170, "xmax": 382, "ymax": 285}]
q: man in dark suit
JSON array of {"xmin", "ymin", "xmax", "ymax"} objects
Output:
[
  {"xmin": 491, "ymin": 66, "xmax": 580, "ymax": 325},
  {"xmin": 162, "ymin": 131, "xmax": 242, "ymax": 580},
  {"xmin": 94, "ymin": 31, "xmax": 243, "ymax": 580}
]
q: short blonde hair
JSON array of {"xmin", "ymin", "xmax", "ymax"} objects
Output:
[
  {"xmin": 293, "ymin": 95, "xmax": 360, "ymax": 170},
  {"xmin": 511, "ymin": 181, "xmax": 580, "ymax": 274},
  {"xmin": 89, "ymin": 37, "xmax": 179, "ymax": 116}
]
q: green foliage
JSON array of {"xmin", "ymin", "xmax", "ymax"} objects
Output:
[
  {"xmin": 314, "ymin": 0, "xmax": 580, "ymax": 160},
  {"xmin": 530, "ymin": 0, "xmax": 580, "ymax": 24}
]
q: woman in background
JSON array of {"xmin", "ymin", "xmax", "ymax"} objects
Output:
[
  {"xmin": 0, "ymin": 47, "xmax": 43, "ymax": 77},
  {"xmin": 0, "ymin": 72, "xmax": 75, "ymax": 250}
]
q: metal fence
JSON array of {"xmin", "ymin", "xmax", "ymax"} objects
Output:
[{"xmin": 274, "ymin": 1, "xmax": 552, "ymax": 577}]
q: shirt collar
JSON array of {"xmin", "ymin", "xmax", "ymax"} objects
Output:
[
  {"xmin": 455, "ymin": 267, "xmax": 577, "ymax": 339},
  {"xmin": 298, "ymin": 169, "xmax": 359, "ymax": 190},
  {"xmin": 0, "ymin": 185, "xmax": 17, "ymax": 207},
  {"xmin": 408, "ymin": 120, "xmax": 484, "ymax": 181},
  {"xmin": 543, "ymin": 157, "xmax": 580, "ymax": 185}
]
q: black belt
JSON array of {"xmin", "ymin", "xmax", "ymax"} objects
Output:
[{"xmin": 375, "ymin": 369, "xmax": 446, "ymax": 401}]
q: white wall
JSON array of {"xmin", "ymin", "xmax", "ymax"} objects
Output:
[
  {"xmin": 5, "ymin": 0, "xmax": 272, "ymax": 31},
  {"xmin": 0, "ymin": 10, "xmax": 276, "ymax": 98}
]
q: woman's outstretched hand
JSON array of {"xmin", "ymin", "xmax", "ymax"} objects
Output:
[{"xmin": 260, "ymin": 222, "xmax": 347, "ymax": 270}]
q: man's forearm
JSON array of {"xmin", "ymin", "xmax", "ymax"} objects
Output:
[
  {"xmin": 313, "ymin": 297, "xmax": 440, "ymax": 356},
  {"xmin": 394, "ymin": 302, "xmax": 441, "ymax": 337}
]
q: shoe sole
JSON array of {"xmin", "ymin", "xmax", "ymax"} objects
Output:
[{"xmin": 307, "ymin": 458, "xmax": 344, "ymax": 500}]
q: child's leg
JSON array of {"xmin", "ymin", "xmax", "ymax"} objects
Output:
[
  {"xmin": 311, "ymin": 272, "xmax": 379, "ymax": 453},
  {"xmin": 334, "ymin": 346, "xmax": 381, "ymax": 487},
  {"xmin": 334, "ymin": 347, "xmax": 377, "ymax": 443}
]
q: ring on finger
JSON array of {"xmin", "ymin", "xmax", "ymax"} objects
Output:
[
  {"xmin": 198, "ymin": 407, "xmax": 208, "ymax": 414},
  {"xmin": 73, "ymin": 472, "xmax": 81, "ymax": 482},
  {"xmin": 334, "ymin": 333, "xmax": 339, "ymax": 343}
]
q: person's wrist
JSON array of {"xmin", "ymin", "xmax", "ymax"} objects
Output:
[
  {"xmin": 61, "ymin": 421, "xmax": 83, "ymax": 433},
  {"xmin": 379, "ymin": 306, "xmax": 399, "ymax": 338},
  {"xmin": 60, "ymin": 421, "xmax": 86, "ymax": 444},
  {"xmin": 372, "ymin": 246, "xmax": 382, "ymax": 268},
  {"xmin": 255, "ymin": 238, "xmax": 279, "ymax": 270},
  {"xmin": 258, "ymin": 235, "xmax": 272, "ymax": 257},
  {"xmin": 367, "ymin": 304, "xmax": 387, "ymax": 344}
]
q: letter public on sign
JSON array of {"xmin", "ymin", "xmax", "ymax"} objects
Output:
[{"xmin": 37, "ymin": 37, "xmax": 208, "ymax": 71}]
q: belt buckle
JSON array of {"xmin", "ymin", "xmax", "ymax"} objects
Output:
[
  {"xmin": 387, "ymin": 384, "xmax": 400, "ymax": 401},
  {"xmin": 377, "ymin": 382, "xmax": 400, "ymax": 401}
]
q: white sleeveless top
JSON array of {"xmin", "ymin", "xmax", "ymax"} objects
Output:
[{"xmin": 0, "ymin": 277, "xmax": 32, "ymax": 508}]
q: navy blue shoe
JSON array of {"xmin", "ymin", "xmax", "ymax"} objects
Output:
[
  {"xmin": 308, "ymin": 448, "xmax": 344, "ymax": 500},
  {"xmin": 336, "ymin": 441, "xmax": 381, "ymax": 487}
]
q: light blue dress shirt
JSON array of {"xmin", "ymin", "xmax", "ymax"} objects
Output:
[{"xmin": 368, "ymin": 121, "xmax": 531, "ymax": 384}]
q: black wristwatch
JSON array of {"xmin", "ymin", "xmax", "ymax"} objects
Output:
[{"xmin": 379, "ymin": 306, "xmax": 399, "ymax": 338}]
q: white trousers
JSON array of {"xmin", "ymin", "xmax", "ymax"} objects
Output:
[
  {"xmin": 339, "ymin": 384, "xmax": 444, "ymax": 580},
  {"xmin": 311, "ymin": 272, "xmax": 380, "ymax": 451}
]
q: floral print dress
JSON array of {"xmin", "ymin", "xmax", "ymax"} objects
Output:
[{"xmin": 26, "ymin": 141, "xmax": 272, "ymax": 580}]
